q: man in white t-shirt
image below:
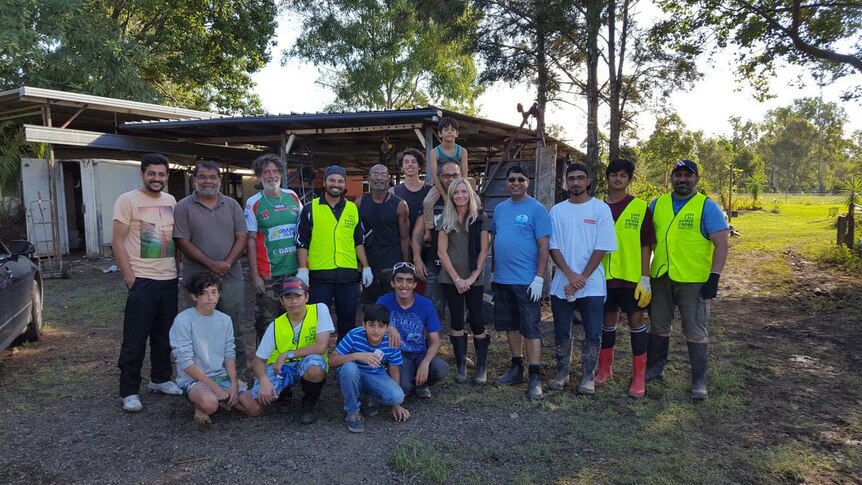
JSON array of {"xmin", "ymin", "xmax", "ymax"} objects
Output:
[{"xmin": 548, "ymin": 163, "xmax": 617, "ymax": 394}]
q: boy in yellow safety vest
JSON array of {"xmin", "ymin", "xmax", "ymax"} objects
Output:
[
  {"xmin": 250, "ymin": 277, "xmax": 333, "ymax": 423},
  {"xmin": 598, "ymin": 159, "xmax": 656, "ymax": 398}
]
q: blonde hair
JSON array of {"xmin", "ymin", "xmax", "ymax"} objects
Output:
[{"xmin": 440, "ymin": 178, "xmax": 479, "ymax": 233}]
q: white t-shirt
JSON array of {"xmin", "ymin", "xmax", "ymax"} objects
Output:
[
  {"xmin": 548, "ymin": 197, "xmax": 617, "ymax": 299},
  {"xmin": 254, "ymin": 303, "xmax": 335, "ymax": 359}
]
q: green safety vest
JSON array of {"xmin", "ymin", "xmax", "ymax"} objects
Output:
[
  {"xmin": 266, "ymin": 304, "xmax": 328, "ymax": 365},
  {"xmin": 650, "ymin": 192, "xmax": 713, "ymax": 283},
  {"xmin": 308, "ymin": 198, "xmax": 359, "ymax": 271},
  {"xmin": 603, "ymin": 197, "xmax": 648, "ymax": 283}
]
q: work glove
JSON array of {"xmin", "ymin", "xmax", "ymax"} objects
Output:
[
  {"xmin": 700, "ymin": 272, "xmax": 720, "ymax": 299},
  {"xmin": 296, "ymin": 268, "xmax": 309, "ymax": 286},
  {"xmin": 634, "ymin": 276, "xmax": 652, "ymax": 307},
  {"xmin": 362, "ymin": 267, "xmax": 374, "ymax": 288},
  {"xmin": 527, "ymin": 276, "xmax": 544, "ymax": 302}
]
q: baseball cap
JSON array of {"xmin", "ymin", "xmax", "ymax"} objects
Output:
[
  {"xmin": 672, "ymin": 159, "xmax": 699, "ymax": 175},
  {"xmin": 277, "ymin": 277, "xmax": 308, "ymax": 296}
]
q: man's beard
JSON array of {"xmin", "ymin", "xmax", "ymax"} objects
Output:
[
  {"xmin": 262, "ymin": 179, "xmax": 281, "ymax": 192},
  {"xmin": 673, "ymin": 183, "xmax": 693, "ymax": 196}
]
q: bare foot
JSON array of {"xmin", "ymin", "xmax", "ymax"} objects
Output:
[{"xmin": 194, "ymin": 409, "xmax": 212, "ymax": 424}]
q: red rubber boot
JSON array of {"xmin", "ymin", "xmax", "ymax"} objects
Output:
[
  {"xmin": 629, "ymin": 354, "xmax": 646, "ymax": 398},
  {"xmin": 595, "ymin": 348, "xmax": 614, "ymax": 386}
]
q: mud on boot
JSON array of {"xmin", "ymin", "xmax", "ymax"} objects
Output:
[
  {"xmin": 527, "ymin": 366, "xmax": 543, "ymax": 400},
  {"xmin": 645, "ymin": 334, "xmax": 670, "ymax": 382},
  {"xmin": 548, "ymin": 338, "xmax": 572, "ymax": 391},
  {"xmin": 577, "ymin": 340, "xmax": 600, "ymax": 395},
  {"xmin": 449, "ymin": 335, "xmax": 468, "ymax": 383},
  {"xmin": 473, "ymin": 336, "xmax": 490, "ymax": 385},
  {"xmin": 495, "ymin": 356, "xmax": 525, "ymax": 386}
]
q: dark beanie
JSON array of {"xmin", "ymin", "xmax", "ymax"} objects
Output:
[{"xmin": 324, "ymin": 165, "xmax": 347, "ymax": 180}]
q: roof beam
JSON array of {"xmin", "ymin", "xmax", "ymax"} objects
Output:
[
  {"xmin": 285, "ymin": 123, "xmax": 423, "ymax": 135},
  {"xmin": 23, "ymin": 125, "xmax": 262, "ymax": 163}
]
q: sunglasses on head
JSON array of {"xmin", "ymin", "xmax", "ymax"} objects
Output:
[{"xmin": 393, "ymin": 261, "xmax": 416, "ymax": 271}]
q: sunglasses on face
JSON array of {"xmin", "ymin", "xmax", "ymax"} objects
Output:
[{"xmin": 507, "ymin": 177, "xmax": 527, "ymax": 183}]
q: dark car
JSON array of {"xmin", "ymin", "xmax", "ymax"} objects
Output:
[{"xmin": 0, "ymin": 240, "xmax": 43, "ymax": 353}]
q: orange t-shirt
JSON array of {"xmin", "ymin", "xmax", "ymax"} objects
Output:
[{"xmin": 113, "ymin": 189, "xmax": 177, "ymax": 280}]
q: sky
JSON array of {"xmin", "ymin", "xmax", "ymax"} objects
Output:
[{"xmin": 251, "ymin": 11, "xmax": 860, "ymax": 149}]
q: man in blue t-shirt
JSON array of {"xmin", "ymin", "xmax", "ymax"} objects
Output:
[
  {"xmin": 490, "ymin": 164, "xmax": 552, "ymax": 400},
  {"xmin": 376, "ymin": 263, "xmax": 449, "ymax": 398},
  {"xmin": 646, "ymin": 159, "xmax": 729, "ymax": 400},
  {"xmin": 329, "ymin": 304, "xmax": 409, "ymax": 433}
]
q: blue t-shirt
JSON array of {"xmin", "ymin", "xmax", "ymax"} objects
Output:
[
  {"xmin": 490, "ymin": 196, "xmax": 552, "ymax": 285},
  {"xmin": 335, "ymin": 327, "xmax": 403, "ymax": 375},
  {"xmin": 376, "ymin": 292, "xmax": 441, "ymax": 354},
  {"xmin": 648, "ymin": 194, "xmax": 728, "ymax": 238}
]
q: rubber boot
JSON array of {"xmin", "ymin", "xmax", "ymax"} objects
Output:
[
  {"xmin": 548, "ymin": 338, "xmax": 572, "ymax": 391},
  {"xmin": 688, "ymin": 341, "xmax": 709, "ymax": 400},
  {"xmin": 495, "ymin": 357, "xmax": 525, "ymax": 385},
  {"xmin": 473, "ymin": 336, "xmax": 490, "ymax": 385},
  {"xmin": 595, "ymin": 348, "xmax": 615, "ymax": 386},
  {"xmin": 450, "ymin": 335, "xmax": 468, "ymax": 383},
  {"xmin": 527, "ymin": 365, "xmax": 543, "ymax": 401},
  {"xmin": 628, "ymin": 354, "xmax": 646, "ymax": 398},
  {"xmin": 299, "ymin": 378, "xmax": 324, "ymax": 424},
  {"xmin": 578, "ymin": 340, "xmax": 600, "ymax": 395},
  {"xmin": 645, "ymin": 334, "xmax": 670, "ymax": 382}
]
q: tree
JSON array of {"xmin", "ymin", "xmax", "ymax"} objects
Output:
[
  {"xmin": 759, "ymin": 107, "xmax": 819, "ymax": 191},
  {"xmin": 287, "ymin": 0, "xmax": 482, "ymax": 112},
  {"xmin": 653, "ymin": 0, "xmax": 862, "ymax": 99},
  {"xmin": 790, "ymin": 97, "xmax": 848, "ymax": 192},
  {"xmin": 639, "ymin": 113, "xmax": 696, "ymax": 188},
  {"xmin": 0, "ymin": 0, "xmax": 278, "ymax": 114},
  {"xmin": 842, "ymin": 179, "xmax": 860, "ymax": 248},
  {"xmin": 694, "ymin": 133, "xmax": 736, "ymax": 207}
]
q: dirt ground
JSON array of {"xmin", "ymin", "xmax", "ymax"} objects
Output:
[{"xmin": 1, "ymin": 250, "xmax": 860, "ymax": 484}]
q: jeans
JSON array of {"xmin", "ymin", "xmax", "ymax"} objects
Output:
[
  {"xmin": 309, "ymin": 282, "xmax": 359, "ymax": 341},
  {"xmin": 336, "ymin": 361, "xmax": 405, "ymax": 414},
  {"xmin": 118, "ymin": 278, "xmax": 178, "ymax": 398},
  {"xmin": 423, "ymin": 263, "xmax": 446, "ymax": 323},
  {"xmin": 398, "ymin": 351, "xmax": 449, "ymax": 395},
  {"xmin": 250, "ymin": 354, "xmax": 328, "ymax": 399},
  {"xmin": 441, "ymin": 283, "xmax": 485, "ymax": 335},
  {"xmin": 551, "ymin": 295, "xmax": 604, "ymax": 344}
]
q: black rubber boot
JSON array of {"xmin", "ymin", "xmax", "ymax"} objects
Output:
[
  {"xmin": 473, "ymin": 336, "xmax": 490, "ymax": 385},
  {"xmin": 645, "ymin": 334, "xmax": 670, "ymax": 382},
  {"xmin": 276, "ymin": 385, "xmax": 293, "ymax": 414},
  {"xmin": 578, "ymin": 340, "xmax": 600, "ymax": 395},
  {"xmin": 495, "ymin": 356, "xmax": 525, "ymax": 385},
  {"xmin": 688, "ymin": 341, "xmax": 709, "ymax": 400},
  {"xmin": 548, "ymin": 338, "xmax": 572, "ymax": 390},
  {"xmin": 527, "ymin": 365, "xmax": 543, "ymax": 400},
  {"xmin": 450, "ymin": 335, "xmax": 468, "ymax": 383},
  {"xmin": 299, "ymin": 378, "xmax": 324, "ymax": 424}
]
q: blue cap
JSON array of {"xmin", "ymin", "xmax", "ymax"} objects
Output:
[{"xmin": 672, "ymin": 159, "xmax": 699, "ymax": 175}]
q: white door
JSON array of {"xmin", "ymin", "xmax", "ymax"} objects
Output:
[{"xmin": 21, "ymin": 158, "xmax": 69, "ymax": 255}]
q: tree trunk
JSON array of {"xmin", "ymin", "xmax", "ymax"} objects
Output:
[
  {"xmin": 585, "ymin": 0, "xmax": 603, "ymax": 181},
  {"xmin": 607, "ymin": 0, "xmax": 619, "ymax": 162},
  {"xmin": 535, "ymin": 2, "xmax": 547, "ymax": 143}
]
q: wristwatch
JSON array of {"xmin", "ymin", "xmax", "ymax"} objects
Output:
[{"xmin": 287, "ymin": 350, "xmax": 296, "ymax": 360}]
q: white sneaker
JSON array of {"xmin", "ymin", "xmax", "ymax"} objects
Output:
[
  {"xmin": 122, "ymin": 394, "xmax": 143, "ymax": 412},
  {"xmin": 148, "ymin": 380, "xmax": 183, "ymax": 395}
]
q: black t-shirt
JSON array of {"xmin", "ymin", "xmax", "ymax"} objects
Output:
[
  {"xmin": 393, "ymin": 183, "xmax": 431, "ymax": 234},
  {"xmin": 359, "ymin": 193, "xmax": 404, "ymax": 271}
]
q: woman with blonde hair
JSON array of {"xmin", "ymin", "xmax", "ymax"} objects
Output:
[{"xmin": 437, "ymin": 178, "xmax": 491, "ymax": 384}]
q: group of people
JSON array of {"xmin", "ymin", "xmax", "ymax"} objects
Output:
[{"xmin": 111, "ymin": 117, "xmax": 728, "ymax": 432}]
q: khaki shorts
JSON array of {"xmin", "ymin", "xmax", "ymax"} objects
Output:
[{"xmin": 647, "ymin": 275, "xmax": 710, "ymax": 341}]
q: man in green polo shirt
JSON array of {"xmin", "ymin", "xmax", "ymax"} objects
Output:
[{"xmin": 646, "ymin": 159, "xmax": 729, "ymax": 400}]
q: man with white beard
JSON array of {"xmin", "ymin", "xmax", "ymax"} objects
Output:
[{"xmin": 244, "ymin": 154, "xmax": 304, "ymax": 344}]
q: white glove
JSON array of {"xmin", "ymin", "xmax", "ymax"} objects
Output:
[
  {"xmin": 362, "ymin": 267, "xmax": 374, "ymax": 288},
  {"xmin": 527, "ymin": 276, "xmax": 544, "ymax": 302},
  {"xmin": 634, "ymin": 275, "xmax": 652, "ymax": 307},
  {"xmin": 296, "ymin": 268, "xmax": 309, "ymax": 286}
]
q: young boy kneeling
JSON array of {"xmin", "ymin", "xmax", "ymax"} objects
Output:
[
  {"xmin": 169, "ymin": 272, "xmax": 262, "ymax": 423},
  {"xmin": 330, "ymin": 305, "xmax": 410, "ymax": 433}
]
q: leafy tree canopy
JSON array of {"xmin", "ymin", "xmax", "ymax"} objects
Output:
[
  {"xmin": 0, "ymin": 0, "xmax": 278, "ymax": 114},
  {"xmin": 287, "ymin": 0, "xmax": 482, "ymax": 113},
  {"xmin": 653, "ymin": 0, "xmax": 862, "ymax": 100}
]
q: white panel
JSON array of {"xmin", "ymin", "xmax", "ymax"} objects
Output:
[
  {"xmin": 21, "ymin": 158, "xmax": 68, "ymax": 255},
  {"xmin": 93, "ymin": 160, "xmax": 145, "ymax": 251}
]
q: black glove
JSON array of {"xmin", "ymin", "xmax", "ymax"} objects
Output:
[{"xmin": 700, "ymin": 272, "xmax": 720, "ymax": 299}]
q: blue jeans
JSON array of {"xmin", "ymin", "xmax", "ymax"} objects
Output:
[
  {"xmin": 336, "ymin": 361, "xmax": 405, "ymax": 414},
  {"xmin": 399, "ymin": 352, "xmax": 449, "ymax": 395},
  {"xmin": 250, "ymin": 354, "xmax": 328, "ymax": 399},
  {"xmin": 551, "ymin": 295, "xmax": 604, "ymax": 344}
]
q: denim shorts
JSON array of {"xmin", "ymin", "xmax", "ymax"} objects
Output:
[
  {"xmin": 250, "ymin": 354, "xmax": 328, "ymax": 399},
  {"xmin": 492, "ymin": 283, "xmax": 542, "ymax": 339}
]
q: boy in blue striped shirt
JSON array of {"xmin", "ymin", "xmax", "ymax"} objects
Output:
[{"xmin": 330, "ymin": 304, "xmax": 410, "ymax": 433}]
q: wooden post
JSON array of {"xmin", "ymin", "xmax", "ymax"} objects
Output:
[
  {"xmin": 535, "ymin": 144, "xmax": 557, "ymax": 211},
  {"xmin": 837, "ymin": 215, "xmax": 847, "ymax": 246}
]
